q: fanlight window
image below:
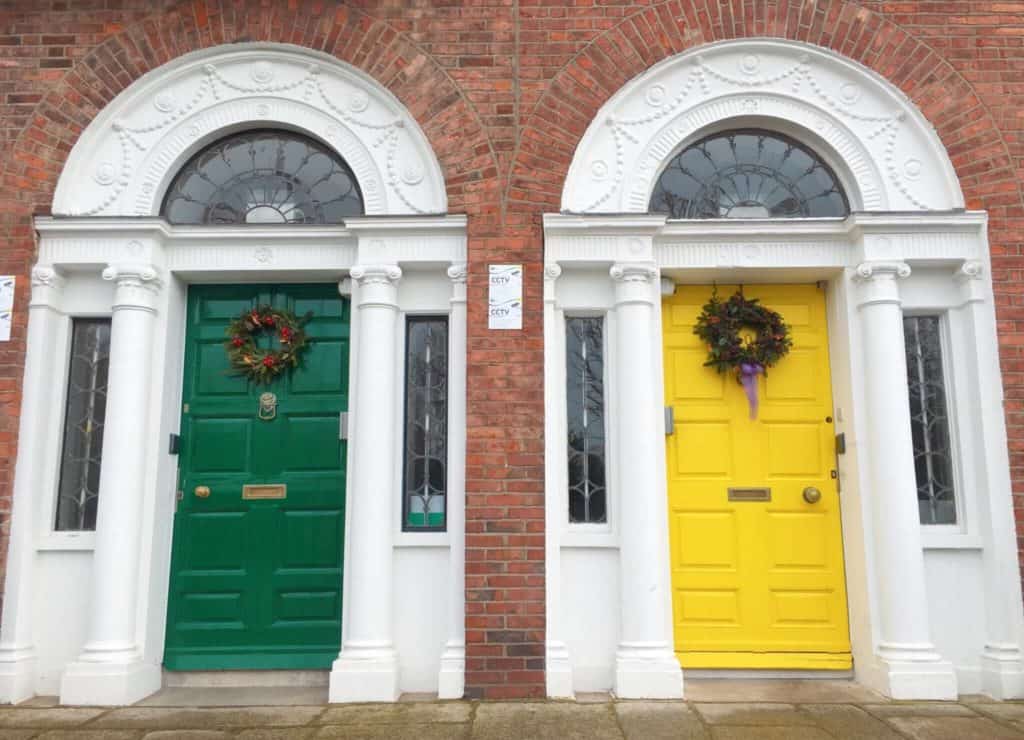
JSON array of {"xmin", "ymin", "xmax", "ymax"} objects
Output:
[
  {"xmin": 649, "ymin": 129, "xmax": 849, "ymax": 219},
  {"xmin": 163, "ymin": 130, "xmax": 364, "ymax": 224}
]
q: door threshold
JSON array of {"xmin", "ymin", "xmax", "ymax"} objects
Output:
[
  {"xmin": 163, "ymin": 669, "xmax": 329, "ymax": 688},
  {"xmin": 684, "ymin": 669, "xmax": 853, "ymax": 680},
  {"xmin": 683, "ymin": 674, "xmax": 887, "ymax": 703}
]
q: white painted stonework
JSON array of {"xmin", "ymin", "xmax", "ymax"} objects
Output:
[
  {"xmin": 547, "ymin": 38, "xmax": 1024, "ymax": 701},
  {"xmin": 0, "ymin": 44, "xmax": 465, "ymax": 706}
]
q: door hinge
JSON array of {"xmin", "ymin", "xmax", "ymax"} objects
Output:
[
  {"xmin": 339, "ymin": 411, "xmax": 350, "ymax": 440},
  {"xmin": 835, "ymin": 432, "xmax": 846, "ymax": 455},
  {"xmin": 664, "ymin": 406, "xmax": 675, "ymax": 436}
]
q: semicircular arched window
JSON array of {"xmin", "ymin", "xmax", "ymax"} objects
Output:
[
  {"xmin": 649, "ymin": 129, "xmax": 849, "ymax": 219},
  {"xmin": 162, "ymin": 129, "xmax": 364, "ymax": 225}
]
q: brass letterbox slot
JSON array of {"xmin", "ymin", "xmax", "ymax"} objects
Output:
[
  {"xmin": 243, "ymin": 484, "xmax": 287, "ymax": 500},
  {"xmin": 728, "ymin": 487, "xmax": 771, "ymax": 502}
]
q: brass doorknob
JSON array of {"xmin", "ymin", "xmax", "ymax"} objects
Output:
[
  {"xmin": 194, "ymin": 485, "xmax": 211, "ymax": 499},
  {"xmin": 802, "ymin": 486, "xmax": 822, "ymax": 504}
]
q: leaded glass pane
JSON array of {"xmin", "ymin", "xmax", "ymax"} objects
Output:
[
  {"xmin": 649, "ymin": 129, "xmax": 849, "ymax": 219},
  {"xmin": 904, "ymin": 315, "xmax": 957, "ymax": 525},
  {"xmin": 162, "ymin": 129, "xmax": 363, "ymax": 224},
  {"xmin": 55, "ymin": 319, "xmax": 111, "ymax": 531},
  {"xmin": 404, "ymin": 318, "xmax": 448, "ymax": 531},
  {"xmin": 567, "ymin": 317, "xmax": 607, "ymax": 524}
]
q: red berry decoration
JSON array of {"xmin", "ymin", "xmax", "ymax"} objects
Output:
[{"xmin": 223, "ymin": 305, "xmax": 313, "ymax": 385}]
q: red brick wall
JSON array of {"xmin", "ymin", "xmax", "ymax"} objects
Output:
[{"xmin": 1, "ymin": 1, "xmax": 1023, "ymax": 700}]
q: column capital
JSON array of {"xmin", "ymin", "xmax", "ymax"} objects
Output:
[
  {"xmin": 102, "ymin": 263, "xmax": 163, "ymax": 312},
  {"xmin": 954, "ymin": 260, "xmax": 985, "ymax": 305},
  {"xmin": 544, "ymin": 263, "xmax": 561, "ymax": 304},
  {"xmin": 447, "ymin": 263, "xmax": 468, "ymax": 284},
  {"xmin": 854, "ymin": 261, "xmax": 911, "ymax": 282},
  {"xmin": 854, "ymin": 261, "xmax": 910, "ymax": 308},
  {"xmin": 351, "ymin": 264, "xmax": 402, "ymax": 286},
  {"xmin": 610, "ymin": 262, "xmax": 658, "ymax": 284},
  {"xmin": 29, "ymin": 265, "xmax": 65, "ymax": 309},
  {"xmin": 611, "ymin": 262, "xmax": 658, "ymax": 306}
]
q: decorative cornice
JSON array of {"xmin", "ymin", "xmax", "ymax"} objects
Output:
[
  {"xmin": 610, "ymin": 262, "xmax": 658, "ymax": 284},
  {"xmin": 854, "ymin": 261, "xmax": 911, "ymax": 281},
  {"xmin": 351, "ymin": 264, "xmax": 402, "ymax": 286}
]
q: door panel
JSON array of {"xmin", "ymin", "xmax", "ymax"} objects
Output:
[
  {"xmin": 165, "ymin": 284, "xmax": 349, "ymax": 670},
  {"xmin": 664, "ymin": 284, "xmax": 851, "ymax": 670}
]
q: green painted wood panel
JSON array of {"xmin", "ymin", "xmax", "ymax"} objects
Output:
[{"xmin": 164, "ymin": 284, "xmax": 349, "ymax": 670}]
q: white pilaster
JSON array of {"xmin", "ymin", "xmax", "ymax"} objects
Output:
[
  {"xmin": 610, "ymin": 262, "xmax": 683, "ymax": 700},
  {"xmin": 60, "ymin": 263, "xmax": 163, "ymax": 706},
  {"xmin": 953, "ymin": 261, "xmax": 1024, "ymax": 698},
  {"xmin": 438, "ymin": 263, "xmax": 467, "ymax": 699},
  {"xmin": 0, "ymin": 267, "xmax": 65, "ymax": 704},
  {"xmin": 854, "ymin": 261, "xmax": 957, "ymax": 700},
  {"xmin": 542, "ymin": 263, "xmax": 574, "ymax": 699},
  {"xmin": 330, "ymin": 264, "xmax": 402, "ymax": 703}
]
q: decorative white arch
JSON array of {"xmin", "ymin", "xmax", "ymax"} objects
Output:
[
  {"xmin": 52, "ymin": 43, "xmax": 448, "ymax": 217},
  {"xmin": 562, "ymin": 38, "xmax": 963, "ymax": 213}
]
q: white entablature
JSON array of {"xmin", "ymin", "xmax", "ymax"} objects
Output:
[
  {"xmin": 52, "ymin": 43, "xmax": 448, "ymax": 218},
  {"xmin": 562, "ymin": 38, "xmax": 964, "ymax": 213}
]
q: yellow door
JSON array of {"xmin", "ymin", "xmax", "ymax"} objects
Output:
[{"xmin": 663, "ymin": 284, "xmax": 851, "ymax": 670}]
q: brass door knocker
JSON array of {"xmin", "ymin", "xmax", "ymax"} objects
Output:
[{"xmin": 258, "ymin": 392, "xmax": 278, "ymax": 421}]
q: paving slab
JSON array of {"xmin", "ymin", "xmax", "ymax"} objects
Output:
[
  {"xmin": 708, "ymin": 728, "xmax": 832, "ymax": 740},
  {"xmin": 236, "ymin": 730, "xmax": 317, "ymax": 740},
  {"xmin": 318, "ymin": 702, "xmax": 470, "ymax": 725},
  {"xmin": 471, "ymin": 702, "xmax": 620, "ymax": 740},
  {"xmin": 90, "ymin": 706, "xmax": 323, "ymax": 729},
  {"xmin": 314, "ymin": 725, "xmax": 471, "ymax": 740},
  {"xmin": 0, "ymin": 732, "xmax": 38, "ymax": 740},
  {"xmin": 861, "ymin": 702, "xmax": 977, "ymax": 718},
  {"xmin": 141, "ymin": 732, "xmax": 231, "ymax": 740},
  {"xmin": 139, "ymin": 687, "xmax": 329, "ymax": 707},
  {"xmin": 886, "ymin": 716, "xmax": 1024, "ymax": 739},
  {"xmin": 798, "ymin": 704, "xmax": 904, "ymax": 739},
  {"xmin": 615, "ymin": 701, "xmax": 708, "ymax": 739},
  {"xmin": 976, "ymin": 703, "xmax": 1024, "ymax": 720},
  {"xmin": 693, "ymin": 703, "xmax": 816, "ymax": 726},
  {"xmin": 32, "ymin": 732, "xmax": 142, "ymax": 740},
  {"xmin": 685, "ymin": 680, "xmax": 885, "ymax": 704},
  {"xmin": 0, "ymin": 707, "xmax": 107, "ymax": 729}
]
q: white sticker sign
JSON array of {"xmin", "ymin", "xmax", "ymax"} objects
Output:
[
  {"xmin": 488, "ymin": 264, "xmax": 522, "ymax": 330},
  {"xmin": 0, "ymin": 276, "xmax": 14, "ymax": 342}
]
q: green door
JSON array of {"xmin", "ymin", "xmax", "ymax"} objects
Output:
[{"xmin": 165, "ymin": 284, "xmax": 349, "ymax": 670}]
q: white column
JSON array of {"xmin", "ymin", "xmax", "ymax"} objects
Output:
[
  {"xmin": 438, "ymin": 263, "xmax": 467, "ymax": 699},
  {"xmin": 60, "ymin": 263, "xmax": 163, "ymax": 706},
  {"xmin": 955, "ymin": 261, "xmax": 1024, "ymax": 698},
  {"xmin": 854, "ymin": 261, "xmax": 957, "ymax": 700},
  {"xmin": 542, "ymin": 263, "xmax": 574, "ymax": 698},
  {"xmin": 610, "ymin": 262, "xmax": 683, "ymax": 699},
  {"xmin": 330, "ymin": 264, "xmax": 402, "ymax": 702},
  {"xmin": 0, "ymin": 267, "xmax": 65, "ymax": 703}
]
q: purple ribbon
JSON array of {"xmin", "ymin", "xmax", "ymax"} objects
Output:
[{"xmin": 739, "ymin": 362, "xmax": 764, "ymax": 420}]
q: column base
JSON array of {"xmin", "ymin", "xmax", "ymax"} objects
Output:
[
  {"xmin": 437, "ymin": 640, "xmax": 465, "ymax": 700},
  {"xmin": 60, "ymin": 658, "xmax": 161, "ymax": 706},
  {"xmin": 613, "ymin": 643, "xmax": 684, "ymax": 699},
  {"xmin": 876, "ymin": 643, "xmax": 957, "ymax": 700},
  {"xmin": 546, "ymin": 641, "xmax": 574, "ymax": 699},
  {"xmin": 981, "ymin": 643, "xmax": 1024, "ymax": 699},
  {"xmin": 0, "ymin": 646, "xmax": 36, "ymax": 704},
  {"xmin": 328, "ymin": 643, "xmax": 400, "ymax": 703}
]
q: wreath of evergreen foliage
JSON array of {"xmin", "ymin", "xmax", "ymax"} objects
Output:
[
  {"xmin": 224, "ymin": 305, "xmax": 312, "ymax": 384},
  {"xmin": 693, "ymin": 290, "xmax": 793, "ymax": 376}
]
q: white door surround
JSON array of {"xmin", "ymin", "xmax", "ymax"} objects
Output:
[
  {"xmin": 545, "ymin": 38, "xmax": 1024, "ymax": 701},
  {"xmin": 0, "ymin": 42, "xmax": 466, "ymax": 707}
]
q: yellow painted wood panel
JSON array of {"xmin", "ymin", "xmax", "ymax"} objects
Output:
[{"xmin": 663, "ymin": 284, "xmax": 851, "ymax": 670}]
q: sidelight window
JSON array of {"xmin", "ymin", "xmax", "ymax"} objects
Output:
[
  {"xmin": 904, "ymin": 315, "xmax": 958, "ymax": 526},
  {"xmin": 55, "ymin": 318, "xmax": 112, "ymax": 531},
  {"xmin": 403, "ymin": 317, "xmax": 449, "ymax": 531},
  {"xmin": 566, "ymin": 317, "xmax": 607, "ymax": 524}
]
